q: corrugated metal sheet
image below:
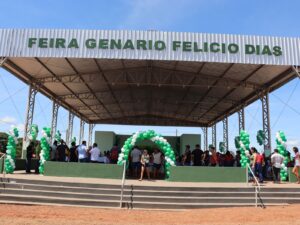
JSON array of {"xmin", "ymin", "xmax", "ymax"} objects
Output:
[{"xmin": 0, "ymin": 29, "xmax": 299, "ymax": 66}]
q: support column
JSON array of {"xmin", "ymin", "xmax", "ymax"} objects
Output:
[
  {"xmin": 238, "ymin": 107, "xmax": 245, "ymax": 133},
  {"xmin": 202, "ymin": 127, "xmax": 208, "ymax": 150},
  {"xmin": 88, "ymin": 124, "xmax": 95, "ymax": 147},
  {"xmin": 79, "ymin": 119, "xmax": 85, "ymax": 144},
  {"xmin": 50, "ymin": 101, "xmax": 60, "ymax": 144},
  {"xmin": 22, "ymin": 85, "xmax": 37, "ymax": 158},
  {"xmin": 261, "ymin": 92, "xmax": 271, "ymax": 152},
  {"xmin": 223, "ymin": 117, "xmax": 228, "ymax": 151},
  {"xmin": 0, "ymin": 57, "xmax": 7, "ymax": 66},
  {"xmin": 212, "ymin": 124, "xmax": 216, "ymax": 148},
  {"xmin": 66, "ymin": 112, "xmax": 74, "ymax": 146}
]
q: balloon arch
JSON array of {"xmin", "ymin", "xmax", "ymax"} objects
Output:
[{"xmin": 117, "ymin": 130, "xmax": 176, "ymax": 178}]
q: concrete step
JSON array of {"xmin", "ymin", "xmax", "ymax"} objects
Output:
[
  {"xmin": 2, "ymin": 182, "xmax": 300, "ymax": 199},
  {"xmin": 0, "ymin": 183, "xmax": 257, "ymax": 197},
  {"xmin": 0, "ymin": 193, "xmax": 289, "ymax": 209},
  {"xmin": 2, "ymin": 178, "xmax": 257, "ymax": 192},
  {"xmin": 121, "ymin": 201, "xmax": 288, "ymax": 209},
  {"xmin": 0, "ymin": 194, "xmax": 120, "ymax": 208},
  {"xmin": 0, "ymin": 177, "xmax": 299, "ymax": 209},
  {"xmin": 1, "ymin": 188, "xmax": 300, "ymax": 205}
]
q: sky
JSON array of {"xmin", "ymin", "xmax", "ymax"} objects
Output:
[{"xmin": 0, "ymin": 0, "xmax": 300, "ymax": 152}]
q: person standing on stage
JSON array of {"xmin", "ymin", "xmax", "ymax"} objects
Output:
[
  {"xmin": 89, "ymin": 143, "xmax": 101, "ymax": 163},
  {"xmin": 292, "ymin": 147, "xmax": 300, "ymax": 184},
  {"xmin": 192, "ymin": 144, "xmax": 203, "ymax": 166},
  {"xmin": 131, "ymin": 146, "xmax": 142, "ymax": 178},
  {"xmin": 50, "ymin": 140, "xmax": 58, "ymax": 161},
  {"xmin": 69, "ymin": 142, "xmax": 78, "ymax": 162},
  {"xmin": 77, "ymin": 141, "xmax": 88, "ymax": 162},
  {"xmin": 139, "ymin": 149, "xmax": 150, "ymax": 181},
  {"xmin": 182, "ymin": 145, "xmax": 192, "ymax": 166},
  {"xmin": 57, "ymin": 139, "xmax": 68, "ymax": 162},
  {"xmin": 209, "ymin": 146, "xmax": 218, "ymax": 167},
  {"xmin": 271, "ymin": 149, "xmax": 284, "ymax": 183},
  {"xmin": 25, "ymin": 141, "xmax": 35, "ymax": 173},
  {"xmin": 152, "ymin": 148, "xmax": 163, "ymax": 179}
]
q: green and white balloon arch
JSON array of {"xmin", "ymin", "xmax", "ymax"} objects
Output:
[{"xmin": 117, "ymin": 130, "xmax": 176, "ymax": 178}]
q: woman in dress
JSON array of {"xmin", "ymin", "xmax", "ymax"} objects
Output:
[
  {"xmin": 292, "ymin": 147, "xmax": 300, "ymax": 184},
  {"xmin": 139, "ymin": 149, "xmax": 150, "ymax": 181}
]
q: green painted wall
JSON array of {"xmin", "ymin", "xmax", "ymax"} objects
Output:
[
  {"xmin": 169, "ymin": 166, "xmax": 247, "ymax": 183},
  {"xmin": 44, "ymin": 161, "xmax": 123, "ymax": 179},
  {"xmin": 94, "ymin": 131, "xmax": 116, "ymax": 152},
  {"xmin": 15, "ymin": 159, "xmax": 39, "ymax": 170},
  {"xmin": 180, "ymin": 134, "xmax": 201, "ymax": 155},
  {"xmin": 288, "ymin": 167, "xmax": 300, "ymax": 182},
  {"xmin": 0, "ymin": 158, "xmax": 38, "ymax": 173}
]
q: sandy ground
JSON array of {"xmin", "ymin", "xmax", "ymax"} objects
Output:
[{"xmin": 0, "ymin": 204, "xmax": 300, "ymax": 225}]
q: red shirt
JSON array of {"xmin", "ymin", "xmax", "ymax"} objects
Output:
[{"xmin": 256, "ymin": 154, "xmax": 264, "ymax": 164}]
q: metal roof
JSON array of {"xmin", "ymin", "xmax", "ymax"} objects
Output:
[{"xmin": 0, "ymin": 29, "xmax": 299, "ymax": 127}]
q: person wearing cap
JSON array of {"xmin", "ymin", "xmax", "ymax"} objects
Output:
[{"xmin": 182, "ymin": 145, "xmax": 192, "ymax": 166}]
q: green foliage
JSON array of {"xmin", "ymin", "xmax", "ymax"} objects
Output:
[
  {"xmin": 5, "ymin": 128, "xmax": 19, "ymax": 173},
  {"xmin": 276, "ymin": 131, "xmax": 288, "ymax": 181},
  {"xmin": 219, "ymin": 142, "xmax": 225, "ymax": 153},
  {"xmin": 234, "ymin": 136, "xmax": 240, "ymax": 149},
  {"xmin": 39, "ymin": 127, "xmax": 51, "ymax": 174},
  {"xmin": 239, "ymin": 130, "xmax": 250, "ymax": 168},
  {"xmin": 256, "ymin": 130, "xmax": 265, "ymax": 146}
]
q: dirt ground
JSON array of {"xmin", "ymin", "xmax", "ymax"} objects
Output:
[{"xmin": 1, "ymin": 204, "xmax": 300, "ymax": 225}]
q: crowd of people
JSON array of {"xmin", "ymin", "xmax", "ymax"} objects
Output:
[
  {"xmin": 24, "ymin": 139, "xmax": 300, "ymax": 183},
  {"xmin": 25, "ymin": 140, "xmax": 118, "ymax": 173},
  {"xmin": 178, "ymin": 144, "xmax": 300, "ymax": 184}
]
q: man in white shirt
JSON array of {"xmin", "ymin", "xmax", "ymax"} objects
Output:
[
  {"xmin": 131, "ymin": 146, "xmax": 141, "ymax": 178},
  {"xmin": 271, "ymin": 149, "xmax": 284, "ymax": 183},
  {"xmin": 89, "ymin": 143, "xmax": 101, "ymax": 163},
  {"xmin": 76, "ymin": 141, "xmax": 88, "ymax": 163}
]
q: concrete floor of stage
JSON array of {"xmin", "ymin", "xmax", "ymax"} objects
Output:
[{"xmin": 3, "ymin": 171, "xmax": 300, "ymax": 188}]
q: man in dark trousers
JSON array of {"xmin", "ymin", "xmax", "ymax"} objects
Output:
[
  {"xmin": 192, "ymin": 144, "xmax": 204, "ymax": 166},
  {"xmin": 26, "ymin": 141, "xmax": 35, "ymax": 173},
  {"xmin": 57, "ymin": 139, "xmax": 68, "ymax": 162}
]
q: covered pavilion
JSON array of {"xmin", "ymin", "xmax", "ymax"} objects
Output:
[{"xmin": 0, "ymin": 29, "xmax": 299, "ymax": 157}]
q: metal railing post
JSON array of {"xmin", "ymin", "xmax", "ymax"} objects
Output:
[
  {"xmin": 246, "ymin": 165, "xmax": 249, "ymax": 186},
  {"xmin": 247, "ymin": 164, "xmax": 261, "ymax": 208},
  {"xmin": 120, "ymin": 160, "xmax": 127, "ymax": 208},
  {"xmin": 255, "ymin": 187, "xmax": 258, "ymax": 207},
  {"xmin": 1, "ymin": 154, "xmax": 6, "ymax": 179}
]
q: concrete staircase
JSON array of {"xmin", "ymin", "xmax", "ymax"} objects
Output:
[{"xmin": 0, "ymin": 178, "xmax": 299, "ymax": 209}]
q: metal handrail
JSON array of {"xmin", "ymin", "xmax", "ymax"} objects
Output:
[
  {"xmin": 247, "ymin": 164, "xmax": 261, "ymax": 207},
  {"xmin": 119, "ymin": 160, "xmax": 127, "ymax": 208},
  {"xmin": 0, "ymin": 154, "xmax": 6, "ymax": 179}
]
